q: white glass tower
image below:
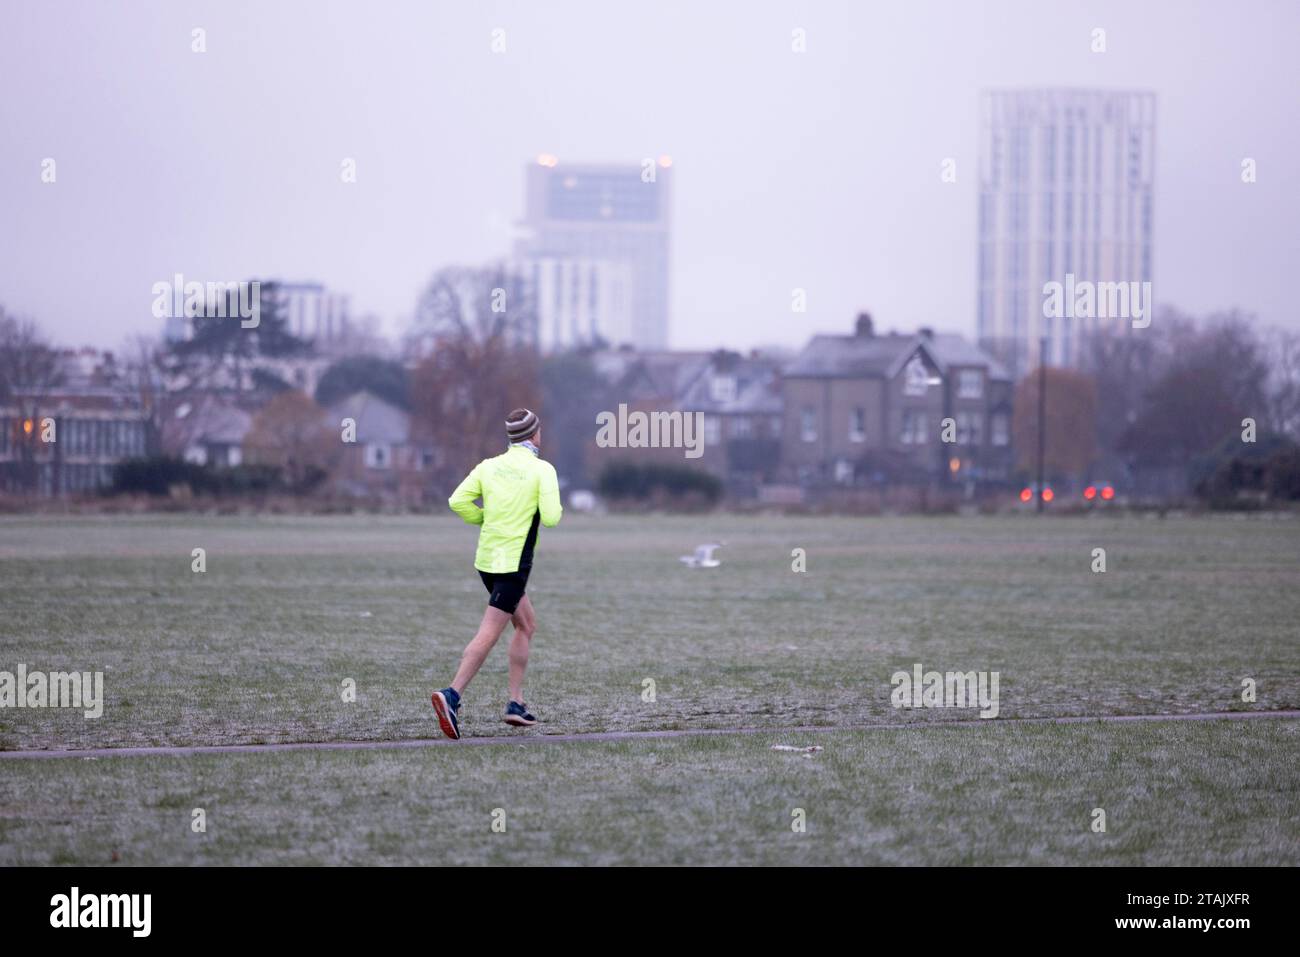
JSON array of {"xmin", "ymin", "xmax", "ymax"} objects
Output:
[{"xmin": 977, "ymin": 89, "xmax": 1156, "ymax": 379}]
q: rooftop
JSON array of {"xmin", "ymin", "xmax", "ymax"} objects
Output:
[{"xmin": 784, "ymin": 318, "xmax": 1010, "ymax": 382}]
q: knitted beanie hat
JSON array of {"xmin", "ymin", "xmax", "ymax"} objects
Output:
[{"xmin": 505, "ymin": 408, "xmax": 540, "ymax": 442}]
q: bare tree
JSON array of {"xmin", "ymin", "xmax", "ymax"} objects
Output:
[
  {"xmin": 242, "ymin": 390, "xmax": 339, "ymax": 490},
  {"xmin": 1263, "ymin": 325, "xmax": 1300, "ymax": 439},
  {"xmin": 1079, "ymin": 318, "xmax": 1172, "ymax": 463},
  {"xmin": 410, "ymin": 338, "xmax": 541, "ymax": 487},
  {"xmin": 120, "ymin": 333, "xmax": 165, "ymax": 438},
  {"xmin": 1118, "ymin": 312, "xmax": 1269, "ymax": 467},
  {"xmin": 1011, "ymin": 366, "xmax": 1098, "ymax": 476},
  {"xmin": 405, "ymin": 265, "xmax": 542, "ymax": 486},
  {"xmin": 405, "ymin": 264, "xmax": 536, "ymax": 358},
  {"xmin": 0, "ymin": 308, "xmax": 64, "ymax": 491},
  {"xmin": 0, "ymin": 308, "xmax": 63, "ymax": 403}
]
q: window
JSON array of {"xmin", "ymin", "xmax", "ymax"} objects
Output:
[
  {"xmin": 904, "ymin": 356, "xmax": 931, "ymax": 396},
  {"xmin": 958, "ymin": 370, "xmax": 983, "ymax": 399},
  {"xmin": 900, "ymin": 411, "xmax": 927, "ymax": 445},
  {"xmin": 991, "ymin": 413, "xmax": 1010, "ymax": 447},
  {"xmin": 709, "ymin": 375, "xmax": 737, "ymax": 403},
  {"xmin": 800, "ymin": 408, "xmax": 817, "ymax": 443},
  {"xmin": 731, "ymin": 416, "xmax": 753, "ymax": 439},
  {"xmin": 770, "ymin": 415, "xmax": 783, "ymax": 438},
  {"xmin": 703, "ymin": 416, "xmax": 721, "ymax": 446},
  {"xmin": 365, "ymin": 443, "xmax": 391, "ymax": 469},
  {"xmin": 849, "ymin": 407, "xmax": 866, "ymax": 443},
  {"xmin": 957, "ymin": 411, "xmax": 982, "ymax": 445}
]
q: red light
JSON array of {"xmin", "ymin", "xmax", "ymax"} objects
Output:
[
  {"xmin": 1041, "ymin": 488, "xmax": 1054, "ymax": 503},
  {"xmin": 1084, "ymin": 486, "xmax": 1097, "ymax": 500},
  {"xmin": 1101, "ymin": 486, "xmax": 1115, "ymax": 500},
  {"xmin": 1020, "ymin": 488, "xmax": 1032, "ymax": 502}
]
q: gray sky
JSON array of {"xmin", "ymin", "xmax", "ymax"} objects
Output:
[{"xmin": 2, "ymin": 0, "xmax": 1297, "ymax": 352}]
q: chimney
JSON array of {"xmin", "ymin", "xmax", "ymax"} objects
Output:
[
  {"xmin": 854, "ymin": 312, "xmax": 875, "ymax": 337},
  {"xmin": 919, "ymin": 326, "xmax": 934, "ymax": 340}
]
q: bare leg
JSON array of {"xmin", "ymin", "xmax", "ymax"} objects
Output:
[
  {"xmin": 450, "ymin": 605, "xmax": 513, "ymax": 694},
  {"xmin": 507, "ymin": 595, "xmax": 536, "ymax": 703}
]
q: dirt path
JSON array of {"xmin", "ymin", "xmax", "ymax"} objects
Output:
[{"xmin": 2, "ymin": 709, "xmax": 1296, "ymax": 761}]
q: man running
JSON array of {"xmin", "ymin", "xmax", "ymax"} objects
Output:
[{"xmin": 431, "ymin": 408, "xmax": 562, "ymax": 739}]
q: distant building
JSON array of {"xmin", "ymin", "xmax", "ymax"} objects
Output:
[
  {"xmin": 0, "ymin": 349, "xmax": 152, "ymax": 496},
  {"xmin": 325, "ymin": 391, "xmax": 433, "ymax": 504},
  {"xmin": 0, "ymin": 400, "xmax": 151, "ymax": 496},
  {"xmin": 590, "ymin": 347, "xmax": 710, "ymax": 405},
  {"xmin": 516, "ymin": 157, "xmax": 672, "ymax": 349},
  {"xmin": 582, "ymin": 320, "xmax": 1009, "ymax": 498},
  {"xmin": 977, "ymin": 89, "xmax": 1156, "ymax": 379},
  {"xmin": 581, "ymin": 348, "xmax": 710, "ymax": 484},
  {"xmin": 162, "ymin": 394, "xmax": 252, "ymax": 468},
  {"xmin": 781, "ymin": 314, "xmax": 1013, "ymax": 488},
  {"xmin": 676, "ymin": 350, "xmax": 784, "ymax": 494},
  {"xmin": 506, "ymin": 257, "xmax": 635, "ymax": 351}
]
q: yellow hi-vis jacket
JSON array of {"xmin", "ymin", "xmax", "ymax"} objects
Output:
[{"xmin": 448, "ymin": 444, "xmax": 562, "ymax": 573}]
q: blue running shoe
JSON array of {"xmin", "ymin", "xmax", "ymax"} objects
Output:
[
  {"xmin": 431, "ymin": 687, "xmax": 461, "ymax": 740},
  {"xmin": 504, "ymin": 700, "xmax": 536, "ymax": 727}
]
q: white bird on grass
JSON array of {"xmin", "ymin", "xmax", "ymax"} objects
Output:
[{"xmin": 679, "ymin": 543, "xmax": 723, "ymax": 568}]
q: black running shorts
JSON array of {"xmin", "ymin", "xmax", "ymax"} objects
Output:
[{"xmin": 478, "ymin": 568, "xmax": 530, "ymax": 614}]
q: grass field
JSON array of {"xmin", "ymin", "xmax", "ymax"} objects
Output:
[
  {"xmin": 3, "ymin": 721, "xmax": 1297, "ymax": 866},
  {"xmin": 1, "ymin": 512, "xmax": 1298, "ymax": 864}
]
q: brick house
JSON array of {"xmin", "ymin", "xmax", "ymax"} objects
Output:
[
  {"xmin": 162, "ymin": 394, "xmax": 252, "ymax": 467},
  {"xmin": 326, "ymin": 390, "xmax": 433, "ymax": 504},
  {"xmin": 590, "ymin": 347, "xmax": 711, "ymax": 406},
  {"xmin": 676, "ymin": 349, "xmax": 784, "ymax": 494},
  {"xmin": 584, "ymin": 347, "xmax": 785, "ymax": 495},
  {"xmin": 582, "ymin": 348, "xmax": 711, "ymax": 479},
  {"xmin": 780, "ymin": 313, "xmax": 1013, "ymax": 489}
]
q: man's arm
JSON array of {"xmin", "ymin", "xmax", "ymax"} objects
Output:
[
  {"xmin": 448, "ymin": 465, "xmax": 484, "ymax": 525},
  {"xmin": 538, "ymin": 463, "xmax": 562, "ymax": 527}
]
